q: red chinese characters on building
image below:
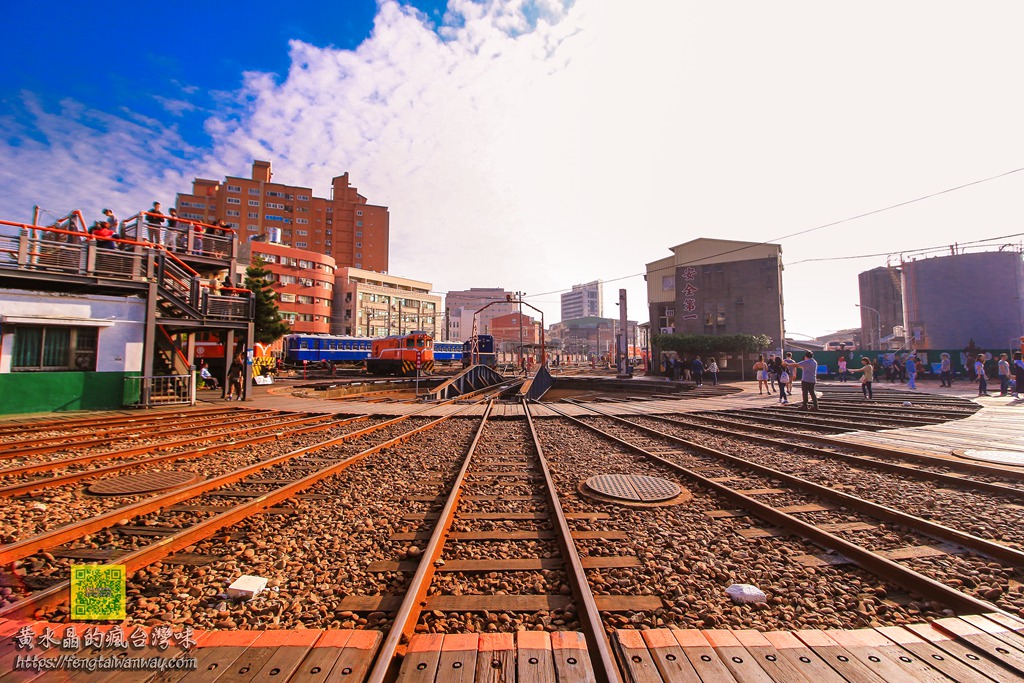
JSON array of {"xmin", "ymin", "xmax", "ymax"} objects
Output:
[{"xmin": 680, "ymin": 267, "xmax": 699, "ymax": 320}]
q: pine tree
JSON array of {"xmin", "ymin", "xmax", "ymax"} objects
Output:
[{"xmin": 245, "ymin": 257, "xmax": 291, "ymax": 344}]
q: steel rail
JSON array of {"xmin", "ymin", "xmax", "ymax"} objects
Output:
[
  {"xmin": 523, "ymin": 399, "xmax": 623, "ymax": 683},
  {"xmin": 0, "ymin": 409, "xmax": 294, "ymax": 460},
  {"xmin": 620, "ymin": 411, "xmax": 1024, "ymax": 499},
  {"xmin": 0, "ymin": 409, "xmax": 445, "ymax": 566},
  {"xmin": 364, "ymin": 402, "xmax": 495, "ymax": 683},
  {"xmin": 678, "ymin": 411, "xmax": 1024, "ymax": 481},
  {"xmin": 569, "ymin": 404, "xmax": 1024, "ymax": 567},
  {"xmin": 541, "ymin": 401, "xmax": 1012, "ymax": 617},
  {"xmin": 0, "ymin": 408, "xmax": 282, "ymax": 453},
  {"xmin": 696, "ymin": 407, "xmax": 893, "ymax": 433},
  {"xmin": 0, "ymin": 406, "xmax": 245, "ymax": 438},
  {"xmin": 747, "ymin": 405, "xmax": 950, "ymax": 426},
  {"xmin": 0, "ymin": 402, "xmax": 483, "ymax": 621},
  {"xmin": 0, "ymin": 413, "xmax": 351, "ymax": 497}
]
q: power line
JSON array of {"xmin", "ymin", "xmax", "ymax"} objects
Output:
[{"xmin": 526, "ymin": 166, "xmax": 1024, "ymax": 299}]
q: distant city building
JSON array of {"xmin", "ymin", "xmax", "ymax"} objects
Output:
[
  {"xmin": 900, "ymin": 250, "xmax": 1024, "ymax": 350},
  {"xmin": 444, "ymin": 287, "xmax": 517, "ymax": 342},
  {"xmin": 177, "ymin": 160, "xmax": 389, "ymax": 273},
  {"xmin": 490, "ymin": 312, "xmax": 540, "ymax": 350},
  {"xmin": 240, "ymin": 239, "xmax": 336, "ymax": 335},
  {"xmin": 857, "ymin": 266, "xmax": 904, "ymax": 350},
  {"xmin": 332, "ymin": 267, "xmax": 441, "ymax": 339},
  {"xmin": 560, "ymin": 281, "xmax": 603, "ymax": 321},
  {"xmin": 549, "ymin": 316, "xmax": 638, "ymax": 360},
  {"xmin": 646, "ymin": 238, "xmax": 784, "ymax": 344}
]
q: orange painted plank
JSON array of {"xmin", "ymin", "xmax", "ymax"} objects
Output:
[
  {"xmin": 642, "ymin": 629, "xmax": 682, "ymax": 649},
  {"xmin": 702, "ymin": 629, "xmax": 742, "ymax": 648},
  {"xmin": 516, "ymin": 630, "xmax": 552, "ymax": 650},
  {"xmin": 732, "ymin": 630, "xmax": 772, "ymax": 648},
  {"xmin": 762, "ymin": 631, "xmax": 808, "ymax": 649},
  {"xmin": 344, "ymin": 630, "xmax": 381, "ymax": 650},
  {"xmin": 251, "ymin": 629, "xmax": 323, "ymax": 648},
  {"xmin": 827, "ymin": 629, "xmax": 890, "ymax": 648},
  {"xmin": 792, "ymin": 629, "xmax": 839, "ymax": 648},
  {"xmin": 198, "ymin": 630, "xmax": 262, "ymax": 648},
  {"xmin": 551, "ymin": 632, "xmax": 587, "ymax": 650},
  {"xmin": 672, "ymin": 629, "xmax": 712, "ymax": 648},
  {"xmin": 406, "ymin": 633, "xmax": 444, "ymax": 652},
  {"xmin": 477, "ymin": 632, "xmax": 513, "ymax": 652},
  {"xmin": 616, "ymin": 630, "xmax": 646, "ymax": 649},
  {"xmin": 443, "ymin": 633, "xmax": 479, "ymax": 651},
  {"xmin": 313, "ymin": 629, "xmax": 353, "ymax": 648}
]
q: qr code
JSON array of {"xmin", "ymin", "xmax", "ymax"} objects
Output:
[{"xmin": 70, "ymin": 565, "xmax": 126, "ymax": 620}]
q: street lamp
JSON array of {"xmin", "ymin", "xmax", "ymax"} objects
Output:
[{"xmin": 855, "ymin": 304, "xmax": 882, "ymax": 351}]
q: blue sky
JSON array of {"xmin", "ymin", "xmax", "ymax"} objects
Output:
[{"xmin": 2, "ymin": 1, "xmax": 1023, "ymax": 338}]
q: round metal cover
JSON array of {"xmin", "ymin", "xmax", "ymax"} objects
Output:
[
  {"xmin": 953, "ymin": 449, "xmax": 1024, "ymax": 467},
  {"xmin": 89, "ymin": 470, "xmax": 201, "ymax": 496},
  {"xmin": 585, "ymin": 474, "xmax": 681, "ymax": 503}
]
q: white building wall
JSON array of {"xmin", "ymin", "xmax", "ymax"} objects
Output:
[{"xmin": 0, "ymin": 290, "xmax": 146, "ymax": 373}]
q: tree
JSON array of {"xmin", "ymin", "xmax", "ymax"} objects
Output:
[
  {"xmin": 652, "ymin": 333, "xmax": 773, "ymax": 357},
  {"xmin": 245, "ymin": 257, "xmax": 291, "ymax": 344}
]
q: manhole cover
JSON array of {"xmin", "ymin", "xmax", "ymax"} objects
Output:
[
  {"xmin": 953, "ymin": 449, "xmax": 1024, "ymax": 467},
  {"xmin": 585, "ymin": 474, "xmax": 681, "ymax": 503},
  {"xmin": 89, "ymin": 470, "xmax": 201, "ymax": 496}
]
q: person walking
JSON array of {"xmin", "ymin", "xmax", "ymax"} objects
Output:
[
  {"xmin": 837, "ymin": 356, "xmax": 847, "ymax": 382},
  {"xmin": 906, "ymin": 354, "xmax": 918, "ymax": 390},
  {"xmin": 848, "ymin": 357, "xmax": 874, "ymax": 399},
  {"xmin": 998, "ymin": 353, "xmax": 1012, "ymax": 396},
  {"xmin": 691, "ymin": 356, "xmax": 704, "ymax": 387},
  {"xmin": 773, "ymin": 355, "xmax": 789, "ymax": 404},
  {"xmin": 707, "ymin": 357, "xmax": 719, "ymax": 386},
  {"xmin": 939, "ymin": 353, "xmax": 952, "ymax": 387},
  {"xmin": 767, "ymin": 354, "xmax": 778, "ymax": 393},
  {"xmin": 976, "ymin": 353, "xmax": 990, "ymax": 396},
  {"xmin": 754, "ymin": 355, "xmax": 769, "ymax": 395},
  {"xmin": 226, "ymin": 353, "xmax": 244, "ymax": 400},
  {"xmin": 785, "ymin": 351, "xmax": 819, "ymax": 411}
]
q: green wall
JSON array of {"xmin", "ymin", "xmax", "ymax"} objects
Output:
[{"xmin": 0, "ymin": 372, "xmax": 139, "ymax": 414}]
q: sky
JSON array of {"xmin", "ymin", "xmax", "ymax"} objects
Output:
[{"xmin": 2, "ymin": 0, "xmax": 1023, "ymax": 340}]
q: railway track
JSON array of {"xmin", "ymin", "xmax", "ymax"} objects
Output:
[{"xmin": 546, "ymin": 401, "xmax": 1021, "ymax": 619}]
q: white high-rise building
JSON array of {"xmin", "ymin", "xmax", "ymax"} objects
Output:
[{"xmin": 560, "ymin": 280, "xmax": 603, "ymax": 321}]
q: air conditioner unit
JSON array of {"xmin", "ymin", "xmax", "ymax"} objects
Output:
[{"xmin": 660, "ymin": 327, "xmax": 674, "ymax": 334}]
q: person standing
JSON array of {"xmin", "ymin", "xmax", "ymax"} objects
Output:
[
  {"xmin": 707, "ymin": 357, "xmax": 719, "ymax": 386},
  {"xmin": 891, "ymin": 356, "xmax": 903, "ymax": 383},
  {"xmin": 837, "ymin": 356, "xmax": 847, "ymax": 382},
  {"xmin": 849, "ymin": 357, "xmax": 874, "ymax": 399},
  {"xmin": 976, "ymin": 353, "xmax": 990, "ymax": 396},
  {"xmin": 226, "ymin": 353, "xmax": 244, "ymax": 400},
  {"xmin": 939, "ymin": 353, "xmax": 952, "ymax": 387},
  {"xmin": 754, "ymin": 355, "xmax": 769, "ymax": 395},
  {"xmin": 102, "ymin": 208, "xmax": 120, "ymax": 236},
  {"xmin": 1013, "ymin": 352, "xmax": 1024, "ymax": 399},
  {"xmin": 166, "ymin": 208, "xmax": 181, "ymax": 249},
  {"xmin": 144, "ymin": 201, "xmax": 165, "ymax": 245},
  {"xmin": 785, "ymin": 351, "xmax": 819, "ymax": 411},
  {"xmin": 906, "ymin": 354, "xmax": 918, "ymax": 390},
  {"xmin": 691, "ymin": 356, "xmax": 704, "ymax": 387},
  {"xmin": 998, "ymin": 353, "xmax": 1012, "ymax": 396},
  {"xmin": 767, "ymin": 354, "xmax": 778, "ymax": 393}
]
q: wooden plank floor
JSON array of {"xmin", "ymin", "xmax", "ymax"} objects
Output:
[{"xmin": 8, "ymin": 615, "xmax": 1024, "ymax": 681}]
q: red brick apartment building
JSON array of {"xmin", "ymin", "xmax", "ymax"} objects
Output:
[
  {"xmin": 240, "ymin": 240, "xmax": 336, "ymax": 335},
  {"xmin": 177, "ymin": 160, "xmax": 389, "ymax": 272}
]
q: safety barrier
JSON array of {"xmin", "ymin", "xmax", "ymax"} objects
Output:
[{"xmin": 124, "ymin": 374, "xmax": 196, "ymax": 407}]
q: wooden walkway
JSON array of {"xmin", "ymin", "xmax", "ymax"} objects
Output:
[{"xmin": 6, "ymin": 614, "xmax": 1024, "ymax": 681}]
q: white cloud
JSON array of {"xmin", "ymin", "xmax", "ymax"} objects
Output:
[{"xmin": 3, "ymin": 0, "xmax": 1024, "ymax": 337}]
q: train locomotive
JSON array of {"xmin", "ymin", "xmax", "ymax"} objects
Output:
[
  {"xmin": 365, "ymin": 331, "xmax": 434, "ymax": 376},
  {"xmin": 462, "ymin": 334, "xmax": 497, "ymax": 368},
  {"xmin": 432, "ymin": 341, "xmax": 463, "ymax": 363}
]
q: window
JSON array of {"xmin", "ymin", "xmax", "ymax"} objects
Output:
[
  {"xmin": 266, "ymin": 202, "xmax": 284, "ymax": 210},
  {"xmin": 266, "ymin": 190, "xmax": 286, "ymax": 198},
  {"xmin": 226, "ymin": 197, "xmax": 241, "ymax": 205},
  {"xmin": 326, "ymin": 207, "xmax": 333, "ymax": 213},
  {"xmin": 355, "ymin": 231, "xmax": 362, "ymax": 237},
  {"xmin": 12, "ymin": 326, "xmax": 97, "ymax": 372},
  {"xmin": 265, "ymin": 214, "xmax": 282, "ymax": 222},
  {"xmin": 279, "ymin": 274, "xmax": 296, "ymax": 284},
  {"xmin": 248, "ymin": 200, "xmax": 260, "ymax": 207},
  {"xmin": 355, "ymin": 242, "xmax": 362, "ymax": 248},
  {"xmin": 356, "ymin": 253, "xmax": 362, "ymax": 259},
  {"xmin": 296, "ymin": 230, "xmax": 308, "ymax": 236},
  {"xmin": 296, "ymin": 218, "xmax": 308, "ymax": 224},
  {"xmin": 226, "ymin": 210, "xmax": 240, "ymax": 217},
  {"xmin": 248, "ymin": 225, "xmax": 259, "ymax": 232},
  {"xmin": 662, "ymin": 275, "xmax": 674, "ymax": 291},
  {"xmin": 247, "ymin": 212, "xmax": 259, "ymax": 219},
  {"xmin": 227, "ymin": 185, "xmax": 241, "ymax": 193},
  {"xmin": 249, "ymin": 188, "xmax": 260, "ymax": 195},
  {"xmin": 356, "ymin": 210, "xmax": 363, "ymax": 216},
  {"xmin": 297, "ymin": 195, "xmax": 310, "ymax": 201},
  {"xmin": 296, "ymin": 242, "xmax": 307, "ymax": 248},
  {"xmin": 356, "ymin": 221, "xmax": 363, "ymax": 227},
  {"xmin": 180, "ymin": 201, "xmax": 205, "ymax": 209}
]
